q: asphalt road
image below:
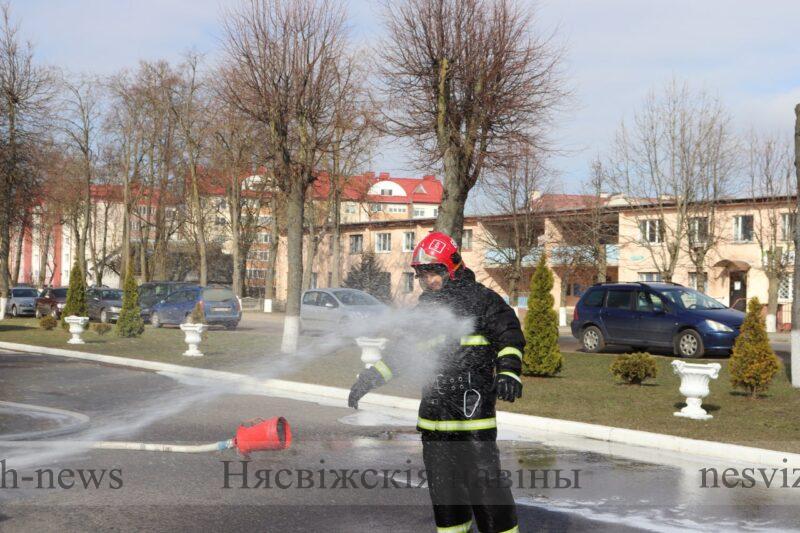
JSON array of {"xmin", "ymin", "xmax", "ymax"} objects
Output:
[{"xmin": 2, "ymin": 351, "xmax": 798, "ymax": 532}]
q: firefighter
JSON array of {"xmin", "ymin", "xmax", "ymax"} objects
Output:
[{"xmin": 348, "ymin": 231, "xmax": 524, "ymax": 533}]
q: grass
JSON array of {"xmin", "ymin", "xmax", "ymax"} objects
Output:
[
  {"xmin": 0, "ymin": 317, "xmax": 282, "ymax": 369},
  {"xmin": 3, "ymin": 318, "xmax": 800, "ymax": 453}
]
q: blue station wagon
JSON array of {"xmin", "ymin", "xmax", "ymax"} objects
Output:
[
  {"xmin": 571, "ymin": 282, "xmax": 745, "ymax": 357},
  {"xmin": 149, "ymin": 285, "xmax": 241, "ymax": 329}
]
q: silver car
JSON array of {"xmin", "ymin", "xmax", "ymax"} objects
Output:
[
  {"xmin": 300, "ymin": 288, "xmax": 387, "ymax": 332},
  {"xmin": 7, "ymin": 286, "xmax": 39, "ymax": 317}
]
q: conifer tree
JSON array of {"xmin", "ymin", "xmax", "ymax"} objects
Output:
[
  {"xmin": 61, "ymin": 260, "xmax": 88, "ymax": 329},
  {"xmin": 522, "ymin": 253, "xmax": 562, "ymax": 376},
  {"xmin": 116, "ymin": 268, "xmax": 144, "ymax": 337},
  {"xmin": 343, "ymin": 251, "xmax": 392, "ymax": 303},
  {"xmin": 730, "ymin": 297, "xmax": 781, "ymax": 398}
]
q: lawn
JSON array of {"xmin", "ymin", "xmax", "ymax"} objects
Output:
[
  {"xmin": 0, "ymin": 317, "xmax": 282, "ymax": 369},
  {"xmin": 3, "ymin": 317, "xmax": 800, "ymax": 453}
]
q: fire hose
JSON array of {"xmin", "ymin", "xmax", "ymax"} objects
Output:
[{"xmin": 0, "ymin": 401, "xmax": 291, "ymax": 454}]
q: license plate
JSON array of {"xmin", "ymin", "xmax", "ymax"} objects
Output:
[{"xmin": 212, "ymin": 307, "xmax": 228, "ymax": 312}]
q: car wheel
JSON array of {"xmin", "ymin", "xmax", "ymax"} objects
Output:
[
  {"xmin": 151, "ymin": 312, "xmax": 162, "ymax": 328},
  {"xmin": 35, "ymin": 307, "xmax": 42, "ymax": 319},
  {"xmin": 675, "ymin": 329, "xmax": 704, "ymax": 358},
  {"xmin": 50, "ymin": 306, "xmax": 58, "ymax": 318},
  {"xmin": 100, "ymin": 308, "xmax": 108, "ymax": 324},
  {"xmin": 582, "ymin": 326, "xmax": 605, "ymax": 353},
  {"xmin": 10, "ymin": 305, "xmax": 17, "ymax": 318}
]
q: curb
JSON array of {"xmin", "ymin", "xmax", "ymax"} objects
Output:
[{"xmin": 1, "ymin": 341, "xmax": 798, "ymax": 468}]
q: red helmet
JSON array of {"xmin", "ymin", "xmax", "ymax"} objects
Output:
[{"xmin": 411, "ymin": 231, "xmax": 463, "ymax": 280}]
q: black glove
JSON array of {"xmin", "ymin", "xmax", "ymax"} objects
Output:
[
  {"xmin": 494, "ymin": 373, "xmax": 523, "ymax": 403},
  {"xmin": 348, "ymin": 367, "xmax": 384, "ymax": 409}
]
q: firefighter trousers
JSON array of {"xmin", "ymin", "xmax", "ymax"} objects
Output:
[{"xmin": 421, "ymin": 429, "xmax": 518, "ymax": 533}]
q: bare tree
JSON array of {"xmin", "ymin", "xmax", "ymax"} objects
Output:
[
  {"xmin": 221, "ymin": 0, "xmax": 352, "ymax": 352},
  {"xmin": 610, "ymin": 81, "xmax": 730, "ymax": 283},
  {"xmin": 380, "ymin": 0, "xmax": 564, "ymax": 245},
  {"xmin": 792, "ymin": 104, "xmax": 800, "ymax": 388},
  {"xmin": 748, "ymin": 132, "xmax": 795, "ymax": 332},
  {"xmin": 477, "ymin": 144, "xmax": 549, "ymax": 306},
  {"xmin": 171, "ymin": 54, "xmax": 211, "ymax": 286},
  {"xmin": 61, "ymin": 75, "xmax": 103, "ymax": 280},
  {"xmin": 0, "ymin": 4, "xmax": 54, "ymax": 317}
]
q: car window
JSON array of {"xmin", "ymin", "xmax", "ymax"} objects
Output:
[
  {"xmin": 605, "ymin": 290, "xmax": 632, "ymax": 310},
  {"xmin": 155, "ymin": 284, "xmax": 171, "ymax": 297},
  {"xmin": 582, "ymin": 289, "xmax": 605, "ymax": 307},
  {"xmin": 203, "ymin": 288, "xmax": 235, "ymax": 301},
  {"xmin": 650, "ymin": 292, "xmax": 666, "ymax": 312},
  {"xmin": 635, "ymin": 291, "xmax": 652, "ymax": 312},
  {"xmin": 164, "ymin": 291, "xmax": 184, "ymax": 304},
  {"xmin": 302, "ymin": 292, "xmax": 319, "ymax": 306},
  {"xmin": 183, "ymin": 291, "xmax": 198, "ymax": 303},
  {"xmin": 660, "ymin": 288, "xmax": 726, "ymax": 310},
  {"xmin": 319, "ymin": 293, "xmax": 338, "ymax": 307},
  {"xmin": 13, "ymin": 288, "xmax": 38, "ymax": 298},
  {"xmin": 53, "ymin": 288, "xmax": 68, "ymax": 298},
  {"xmin": 101, "ymin": 290, "xmax": 123, "ymax": 300},
  {"xmin": 331, "ymin": 290, "xmax": 380, "ymax": 306}
]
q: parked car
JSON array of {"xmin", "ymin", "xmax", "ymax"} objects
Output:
[
  {"xmin": 6, "ymin": 286, "xmax": 39, "ymax": 317},
  {"xmin": 138, "ymin": 281, "xmax": 196, "ymax": 321},
  {"xmin": 571, "ymin": 282, "xmax": 745, "ymax": 358},
  {"xmin": 35, "ymin": 287, "xmax": 68, "ymax": 318},
  {"xmin": 149, "ymin": 285, "xmax": 241, "ymax": 329},
  {"xmin": 87, "ymin": 287, "xmax": 124, "ymax": 323},
  {"xmin": 300, "ymin": 288, "xmax": 387, "ymax": 332}
]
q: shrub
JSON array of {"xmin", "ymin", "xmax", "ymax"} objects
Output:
[
  {"xmin": 522, "ymin": 253, "xmax": 562, "ymax": 376},
  {"xmin": 39, "ymin": 315, "xmax": 58, "ymax": 330},
  {"xmin": 92, "ymin": 323, "xmax": 112, "ymax": 336},
  {"xmin": 187, "ymin": 302, "xmax": 205, "ymax": 324},
  {"xmin": 343, "ymin": 251, "xmax": 392, "ymax": 303},
  {"xmin": 610, "ymin": 352, "xmax": 657, "ymax": 385},
  {"xmin": 61, "ymin": 260, "xmax": 88, "ymax": 329},
  {"xmin": 729, "ymin": 297, "xmax": 781, "ymax": 398},
  {"xmin": 116, "ymin": 269, "xmax": 144, "ymax": 338}
]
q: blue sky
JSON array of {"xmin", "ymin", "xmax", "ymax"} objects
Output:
[{"xmin": 14, "ymin": 0, "xmax": 800, "ymax": 193}]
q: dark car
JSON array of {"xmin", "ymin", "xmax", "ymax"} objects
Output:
[
  {"xmin": 35, "ymin": 287, "xmax": 69, "ymax": 318},
  {"xmin": 138, "ymin": 281, "xmax": 196, "ymax": 321},
  {"xmin": 149, "ymin": 285, "xmax": 241, "ymax": 329},
  {"xmin": 87, "ymin": 287, "xmax": 124, "ymax": 323},
  {"xmin": 571, "ymin": 282, "xmax": 745, "ymax": 358}
]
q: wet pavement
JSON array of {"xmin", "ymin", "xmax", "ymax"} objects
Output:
[{"xmin": 0, "ymin": 350, "xmax": 799, "ymax": 532}]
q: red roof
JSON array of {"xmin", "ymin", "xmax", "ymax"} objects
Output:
[{"xmin": 310, "ymin": 171, "xmax": 442, "ymax": 205}]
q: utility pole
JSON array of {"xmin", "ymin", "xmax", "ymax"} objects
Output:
[{"xmin": 791, "ymin": 104, "xmax": 800, "ymax": 387}]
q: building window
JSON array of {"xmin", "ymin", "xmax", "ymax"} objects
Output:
[
  {"xmin": 344, "ymin": 203, "xmax": 357, "ymax": 214},
  {"xmin": 733, "ymin": 215, "xmax": 754, "ymax": 242},
  {"xmin": 246, "ymin": 268, "xmax": 266, "ymax": 279},
  {"xmin": 247, "ymin": 250, "xmax": 270, "ymax": 261},
  {"xmin": 433, "ymin": 208, "xmax": 438, "ymax": 217},
  {"xmin": 256, "ymin": 232, "xmax": 272, "ymax": 244},
  {"xmin": 402, "ymin": 272, "xmax": 415, "ymax": 293},
  {"xmin": 779, "ymin": 276, "xmax": 793, "ymax": 301},
  {"xmin": 388, "ymin": 205, "xmax": 406, "ymax": 214},
  {"xmin": 349, "ymin": 234, "xmax": 363, "ymax": 254},
  {"xmin": 403, "ymin": 231, "xmax": 416, "ymax": 252},
  {"xmin": 311, "ymin": 272, "xmax": 318, "ymax": 289},
  {"xmin": 462, "ymin": 229, "xmax": 473, "ymax": 251},
  {"xmin": 380, "ymin": 188, "xmax": 393, "ymax": 196},
  {"xmin": 689, "ymin": 217, "xmax": 708, "ymax": 245},
  {"xmin": 639, "ymin": 219, "xmax": 663, "ymax": 244},
  {"xmin": 782, "ymin": 213, "xmax": 796, "ymax": 241},
  {"xmin": 375, "ymin": 233, "xmax": 392, "ymax": 253},
  {"xmin": 638, "ymin": 272, "xmax": 662, "ymax": 282},
  {"xmin": 689, "ymin": 272, "xmax": 707, "ymax": 292},
  {"xmin": 413, "ymin": 208, "xmax": 425, "ymax": 218},
  {"xmin": 370, "ymin": 203, "xmax": 383, "ymax": 213},
  {"xmin": 215, "ymin": 216, "xmax": 227, "ymax": 227}
]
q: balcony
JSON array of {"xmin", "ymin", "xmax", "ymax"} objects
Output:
[
  {"xmin": 483, "ymin": 244, "xmax": 618, "ymax": 267},
  {"xmin": 483, "ymin": 247, "xmax": 543, "ymax": 267}
]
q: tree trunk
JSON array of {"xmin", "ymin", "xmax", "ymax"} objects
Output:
[
  {"xmin": 281, "ymin": 182, "xmax": 305, "ymax": 353},
  {"xmin": 231, "ymin": 202, "xmax": 242, "ymax": 297},
  {"xmin": 792, "ymin": 103, "xmax": 800, "ymax": 387},
  {"xmin": 330, "ymin": 189, "xmax": 342, "ymax": 288},
  {"xmin": 121, "ymin": 182, "xmax": 131, "ymax": 280},
  {"xmin": 301, "ymin": 232, "xmax": 316, "ymax": 291},
  {"xmin": 264, "ymin": 197, "xmax": 279, "ymax": 301},
  {"xmin": 434, "ymin": 162, "xmax": 468, "ymax": 247},
  {"xmin": 38, "ymin": 227, "xmax": 50, "ymax": 288},
  {"xmin": 11, "ymin": 217, "xmax": 25, "ymax": 285},
  {"xmin": 766, "ymin": 273, "xmax": 779, "ymax": 333},
  {"xmin": 189, "ymin": 169, "xmax": 207, "ymax": 286},
  {"xmin": 596, "ymin": 244, "xmax": 607, "ymax": 283}
]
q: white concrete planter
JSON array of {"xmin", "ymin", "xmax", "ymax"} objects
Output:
[
  {"xmin": 180, "ymin": 323, "xmax": 207, "ymax": 357},
  {"xmin": 355, "ymin": 337, "xmax": 388, "ymax": 367},
  {"xmin": 65, "ymin": 316, "xmax": 90, "ymax": 345},
  {"xmin": 263, "ymin": 299, "xmax": 273, "ymax": 313},
  {"xmin": 671, "ymin": 360, "xmax": 721, "ymax": 420}
]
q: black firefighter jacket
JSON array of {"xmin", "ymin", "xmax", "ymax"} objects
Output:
[{"xmin": 372, "ymin": 268, "xmax": 526, "ymax": 434}]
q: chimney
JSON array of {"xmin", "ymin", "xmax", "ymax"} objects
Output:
[
  {"xmin": 423, "ymin": 174, "xmax": 436, "ymax": 181},
  {"xmin": 379, "ymin": 172, "xmax": 390, "ymax": 179}
]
